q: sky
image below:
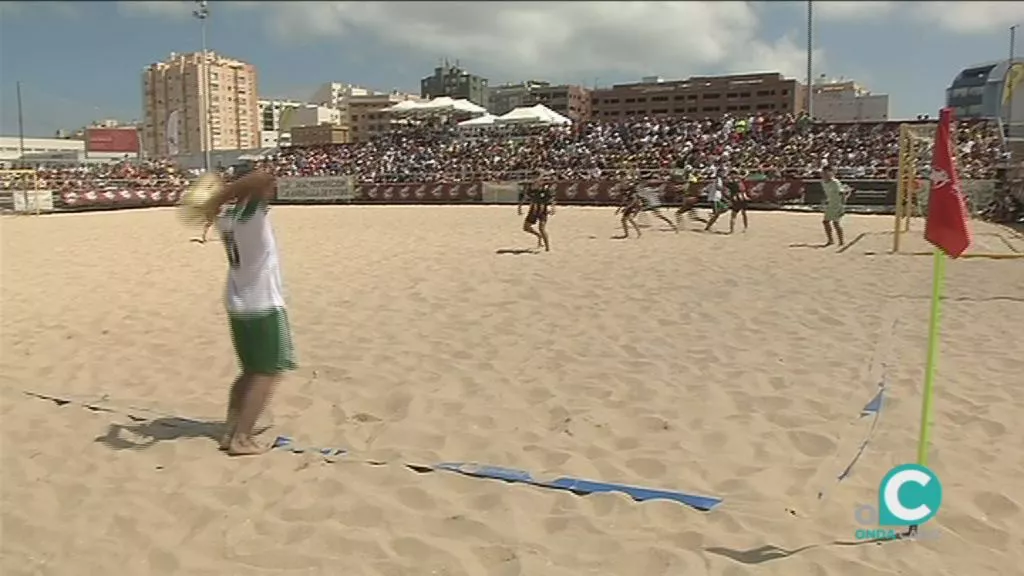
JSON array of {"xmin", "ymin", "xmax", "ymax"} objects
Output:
[{"xmin": 0, "ymin": 1, "xmax": 1021, "ymax": 138}]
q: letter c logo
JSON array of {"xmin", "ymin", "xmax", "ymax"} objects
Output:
[{"xmin": 878, "ymin": 464, "xmax": 943, "ymax": 526}]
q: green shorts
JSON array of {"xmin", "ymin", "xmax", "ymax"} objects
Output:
[
  {"xmin": 228, "ymin": 307, "xmax": 297, "ymax": 374},
  {"xmin": 824, "ymin": 202, "xmax": 845, "ymax": 222}
]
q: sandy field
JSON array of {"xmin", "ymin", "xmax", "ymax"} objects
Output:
[{"xmin": 2, "ymin": 205, "xmax": 1023, "ymax": 576}]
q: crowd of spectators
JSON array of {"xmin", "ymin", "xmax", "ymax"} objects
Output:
[
  {"xmin": 260, "ymin": 112, "xmax": 1007, "ymax": 182},
  {"xmin": 0, "ymin": 114, "xmax": 1010, "ymax": 213},
  {"xmin": 0, "ymin": 159, "xmax": 189, "ymax": 198}
]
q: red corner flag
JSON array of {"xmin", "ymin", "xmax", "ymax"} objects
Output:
[{"xmin": 924, "ymin": 108, "xmax": 972, "ymax": 258}]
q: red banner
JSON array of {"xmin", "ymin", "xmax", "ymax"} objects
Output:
[
  {"xmin": 85, "ymin": 128, "xmax": 141, "ymax": 154},
  {"xmin": 59, "ymin": 186, "xmax": 180, "ymax": 209},
  {"xmin": 354, "ymin": 182, "xmax": 482, "ymax": 203},
  {"xmin": 547, "ymin": 179, "xmax": 806, "ymax": 205},
  {"xmin": 51, "ymin": 177, "xmax": 811, "ymax": 212}
]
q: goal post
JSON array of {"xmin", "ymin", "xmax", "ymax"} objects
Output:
[
  {"xmin": 890, "ymin": 122, "xmax": 1023, "ymax": 259},
  {"xmin": 0, "ymin": 169, "xmax": 49, "ymax": 215},
  {"xmin": 893, "ymin": 123, "xmax": 937, "ymax": 253}
]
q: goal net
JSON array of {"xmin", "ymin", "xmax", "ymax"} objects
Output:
[
  {"xmin": 892, "ymin": 122, "xmax": 1020, "ymax": 257},
  {"xmin": 0, "ymin": 169, "xmax": 50, "ymax": 215}
]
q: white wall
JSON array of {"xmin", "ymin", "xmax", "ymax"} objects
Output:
[
  {"xmin": 0, "ymin": 137, "xmax": 84, "ymax": 162},
  {"xmin": 291, "ymin": 106, "xmax": 342, "ymax": 128},
  {"xmin": 813, "ymin": 91, "xmax": 890, "ymax": 122}
]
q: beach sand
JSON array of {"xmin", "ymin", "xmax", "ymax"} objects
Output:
[{"xmin": 2, "ymin": 206, "xmax": 1023, "ymax": 576}]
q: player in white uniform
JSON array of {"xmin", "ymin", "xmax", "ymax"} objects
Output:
[{"xmin": 201, "ymin": 169, "xmax": 296, "ymax": 456}]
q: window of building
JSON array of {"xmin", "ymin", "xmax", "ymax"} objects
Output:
[
  {"xmin": 782, "ymin": 89, "xmax": 789, "ymax": 96},
  {"xmin": 687, "ymin": 107, "xmax": 698, "ymax": 113},
  {"xmin": 739, "ymin": 92, "xmax": 751, "ymax": 98},
  {"xmin": 651, "ymin": 108, "xmax": 668, "ymax": 114},
  {"xmin": 726, "ymin": 92, "xmax": 738, "ymax": 99},
  {"xmin": 605, "ymin": 99, "xmax": 620, "ymax": 104},
  {"xmin": 636, "ymin": 97, "xmax": 647, "ymax": 103},
  {"xmin": 703, "ymin": 93, "xmax": 720, "ymax": 99},
  {"xmin": 703, "ymin": 106, "xmax": 720, "ymax": 112},
  {"xmin": 651, "ymin": 96, "xmax": 668, "ymax": 102},
  {"xmin": 625, "ymin": 98, "xmax": 636, "ymax": 103},
  {"xmin": 756, "ymin": 90, "xmax": 771, "ymax": 97}
]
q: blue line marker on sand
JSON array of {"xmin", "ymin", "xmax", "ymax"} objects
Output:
[
  {"xmin": 20, "ymin": 390, "xmax": 725, "ymax": 515},
  {"xmin": 432, "ymin": 462, "xmax": 723, "ymax": 511},
  {"xmin": 269, "ymin": 435, "xmax": 723, "ymax": 512}
]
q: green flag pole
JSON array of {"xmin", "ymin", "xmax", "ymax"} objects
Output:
[
  {"xmin": 905, "ymin": 248, "xmax": 947, "ymax": 539},
  {"xmin": 916, "ymin": 249, "xmax": 947, "ymax": 467}
]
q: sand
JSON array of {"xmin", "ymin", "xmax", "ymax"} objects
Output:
[{"xmin": 2, "ymin": 206, "xmax": 1023, "ymax": 576}]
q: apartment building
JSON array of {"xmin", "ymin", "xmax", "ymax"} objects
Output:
[
  {"xmin": 490, "ymin": 81, "xmax": 551, "ymax": 115},
  {"xmin": 142, "ymin": 51, "xmax": 259, "ymax": 158},
  {"xmin": 591, "ymin": 73, "xmax": 800, "ymax": 120},
  {"xmin": 347, "ymin": 92, "xmax": 422, "ymax": 143},
  {"xmin": 809, "ymin": 78, "xmax": 890, "ymax": 122},
  {"xmin": 421, "ymin": 62, "xmax": 489, "ymax": 109}
]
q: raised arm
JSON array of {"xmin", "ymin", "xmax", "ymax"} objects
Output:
[{"xmin": 203, "ymin": 170, "xmax": 276, "ymax": 220}]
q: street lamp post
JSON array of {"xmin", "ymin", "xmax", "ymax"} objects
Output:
[
  {"xmin": 806, "ymin": 0, "xmax": 814, "ymax": 120},
  {"xmin": 193, "ymin": 0, "xmax": 212, "ymax": 172},
  {"xmin": 1009, "ymin": 25, "xmax": 1018, "ymax": 137}
]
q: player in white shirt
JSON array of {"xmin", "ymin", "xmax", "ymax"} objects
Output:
[{"xmin": 200, "ymin": 169, "xmax": 296, "ymax": 456}]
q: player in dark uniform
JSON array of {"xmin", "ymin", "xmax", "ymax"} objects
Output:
[
  {"xmin": 518, "ymin": 176, "xmax": 556, "ymax": 252},
  {"xmin": 705, "ymin": 171, "xmax": 749, "ymax": 233}
]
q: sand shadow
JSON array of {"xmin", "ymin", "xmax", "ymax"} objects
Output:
[
  {"xmin": 495, "ymin": 248, "xmax": 538, "ymax": 255},
  {"xmin": 893, "ymin": 294, "xmax": 1024, "ymax": 304},
  {"xmin": 94, "ymin": 417, "xmax": 225, "ymax": 451},
  {"xmin": 787, "ymin": 242, "xmax": 831, "ymax": 249},
  {"xmin": 704, "ymin": 537, "xmax": 897, "ymax": 565},
  {"xmin": 189, "ymin": 238, "xmax": 206, "ymax": 244}
]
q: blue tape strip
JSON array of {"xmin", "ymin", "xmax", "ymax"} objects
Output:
[{"xmin": 24, "ymin": 391, "xmax": 724, "ymax": 513}]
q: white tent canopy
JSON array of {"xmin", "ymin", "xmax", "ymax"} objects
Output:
[
  {"xmin": 496, "ymin": 104, "xmax": 572, "ymax": 125},
  {"xmin": 384, "ymin": 96, "xmax": 487, "ymax": 115},
  {"xmin": 457, "ymin": 114, "xmax": 498, "ymax": 128},
  {"xmin": 383, "ymin": 100, "xmax": 422, "ymax": 113}
]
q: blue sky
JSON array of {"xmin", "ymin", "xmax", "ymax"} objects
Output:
[{"xmin": 0, "ymin": 1, "xmax": 1020, "ymax": 137}]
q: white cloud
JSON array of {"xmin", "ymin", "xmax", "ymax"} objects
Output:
[
  {"xmin": 915, "ymin": 2, "xmax": 1024, "ymax": 35},
  {"xmin": 253, "ymin": 1, "xmax": 823, "ymax": 83},
  {"xmin": 813, "ymin": 1, "xmax": 896, "ymax": 21},
  {"xmin": 809, "ymin": 1, "xmax": 1024, "ymax": 35}
]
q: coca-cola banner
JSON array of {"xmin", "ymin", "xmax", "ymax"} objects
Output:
[
  {"xmin": 545, "ymin": 179, "xmax": 806, "ymax": 206},
  {"xmin": 354, "ymin": 182, "xmax": 482, "ymax": 203},
  {"xmin": 55, "ymin": 186, "xmax": 182, "ymax": 210}
]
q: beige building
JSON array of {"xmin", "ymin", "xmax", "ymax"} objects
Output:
[
  {"xmin": 346, "ymin": 92, "xmax": 421, "ymax": 142},
  {"xmin": 290, "ymin": 125, "xmax": 351, "ymax": 146},
  {"xmin": 142, "ymin": 51, "xmax": 259, "ymax": 158},
  {"xmin": 807, "ymin": 78, "xmax": 890, "ymax": 122}
]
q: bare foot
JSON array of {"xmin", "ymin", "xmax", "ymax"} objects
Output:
[
  {"xmin": 219, "ymin": 419, "xmax": 237, "ymax": 451},
  {"xmin": 226, "ymin": 435, "xmax": 271, "ymax": 456}
]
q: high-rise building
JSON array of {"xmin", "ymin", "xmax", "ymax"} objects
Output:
[
  {"xmin": 420, "ymin": 61, "xmax": 489, "ymax": 109},
  {"xmin": 142, "ymin": 51, "xmax": 259, "ymax": 158}
]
